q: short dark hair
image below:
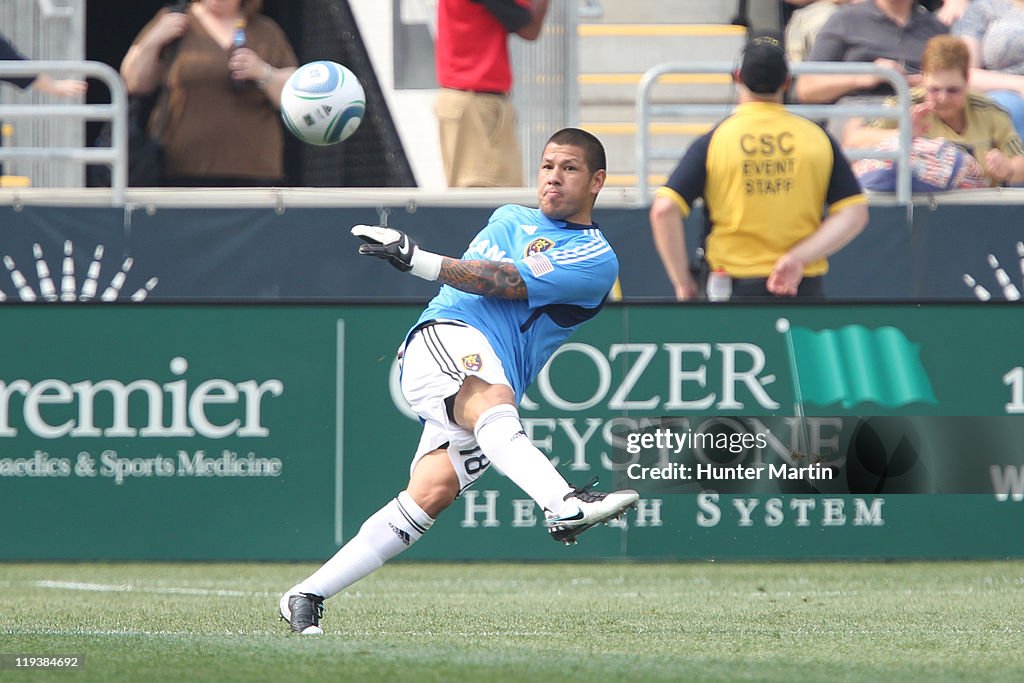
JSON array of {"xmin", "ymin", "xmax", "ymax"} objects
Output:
[{"xmin": 545, "ymin": 127, "xmax": 606, "ymax": 174}]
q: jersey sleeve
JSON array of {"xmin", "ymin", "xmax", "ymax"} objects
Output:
[
  {"xmin": 0, "ymin": 34, "xmax": 35, "ymax": 89},
  {"xmin": 515, "ymin": 231, "xmax": 619, "ymax": 309},
  {"xmin": 478, "ymin": 0, "xmax": 533, "ymax": 33},
  {"xmin": 654, "ymin": 130, "xmax": 713, "ymax": 218},
  {"xmin": 0, "ymin": 35, "xmax": 26, "ymax": 60},
  {"xmin": 824, "ymin": 132, "xmax": 867, "ymax": 212},
  {"xmin": 993, "ymin": 110, "xmax": 1024, "ymax": 158},
  {"xmin": 465, "ymin": 205, "xmax": 521, "ymax": 259}
]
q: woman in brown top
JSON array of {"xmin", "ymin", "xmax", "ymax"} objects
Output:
[{"xmin": 121, "ymin": 0, "xmax": 298, "ymax": 186}]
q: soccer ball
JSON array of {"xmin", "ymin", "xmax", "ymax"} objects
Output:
[{"xmin": 280, "ymin": 61, "xmax": 365, "ymax": 146}]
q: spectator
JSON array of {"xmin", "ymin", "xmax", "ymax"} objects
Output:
[
  {"xmin": 937, "ymin": 0, "xmax": 973, "ymax": 25},
  {"xmin": 781, "ymin": 0, "xmax": 828, "ymax": 33},
  {"xmin": 784, "ymin": 0, "xmax": 948, "ymax": 32},
  {"xmin": 120, "ymin": 0, "xmax": 297, "ymax": 186},
  {"xmin": 434, "ymin": 0, "xmax": 549, "ymax": 187},
  {"xmin": 786, "ymin": 1, "xmax": 859, "ymax": 63},
  {"xmin": 795, "ymin": 0, "xmax": 947, "ymax": 104},
  {"xmin": 795, "ymin": 0, "xmax": 947, "ymax": 141},
  {"xmin": 0, "ymin": 34, "xmax": 87, "ymax": 98},
  {"xmin": 954, "ymin": 0, "xmax": 1024, "ymax": 138},
  {"xmin": 650, "ymin": 32, "xmax": 868, "ymax": 301},
  {"xmin": 845, "ymin": 34, "xmax": 1024, "ymax": 186}
]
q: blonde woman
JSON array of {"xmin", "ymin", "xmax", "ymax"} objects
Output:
[{"xmin": 846, "ymin": 34, "xmax": 1024, "ymax": 186}]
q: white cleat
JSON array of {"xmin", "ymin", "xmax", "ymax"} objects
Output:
[{"xmin": 545, "ymin": 478, "xmax": 639, "ymax": 545}]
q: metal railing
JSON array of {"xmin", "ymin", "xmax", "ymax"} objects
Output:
[
  {"xmin": 37, "ymin": 0, "xmax": 76, "ymax": 18},
  {"xmin": 636, "ymin": 61, "xmax": 913, "ymax": 203},
  {"xmin": 510, "ymin": 1, "xmax": 579, "ymax": 182},
  {"xmin": 578, "ymin": 0, "xmax": 603, "ymax": 19},
  {"xmin": 0, "ymin": 60, "xmax": 127, "ymax": 205}
]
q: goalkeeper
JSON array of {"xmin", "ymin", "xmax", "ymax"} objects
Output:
[{"xmin": 280, "ymin": 128, "xmax": 638, "ymax": 634}]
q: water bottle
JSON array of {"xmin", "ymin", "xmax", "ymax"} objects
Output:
[
  {"xmin": 707, "ymin": 269, "xmax": 732, "ymax": 302},
  {"xmin": 231, "ymin": 20, "xmax": 247, "ymax": 51},
  {"xmin": 230, "ymin": 20, "xmax": 247, "ymax": 90}
]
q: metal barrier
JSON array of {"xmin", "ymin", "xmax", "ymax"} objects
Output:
[
  {"xmin": 1, "ymin": 0, "xmax": 86, "ymax": 188},
  {"xmin": 635, "ymin": 61, "xmax": 913, "ymax": 203},
  {"xmin": 0, "ymin": 60, "xmax": 127, "ymax": 205},
  {"xmin": 577, "ymin": 0, "xmax": 603, "ymax": 19},
  {"xmin": 510, "ymin": 1, "xmax": 579, "ymax": 180}
]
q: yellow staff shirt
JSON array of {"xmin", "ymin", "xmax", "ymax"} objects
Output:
[{"xmin": 656, "ymin": 101, "xmax": 866, "ymax": 278}]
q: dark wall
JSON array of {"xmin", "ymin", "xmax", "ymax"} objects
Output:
[{"xmin": 0, "ymin": 203, "xmax": 1021, "ymax": 302}]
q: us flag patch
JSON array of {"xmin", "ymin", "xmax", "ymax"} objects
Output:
[{"xmin": 524, "ymin": 253, "xmax": 554, "ymax": 277}]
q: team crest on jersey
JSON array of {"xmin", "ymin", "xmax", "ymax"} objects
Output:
[
  {"xmin": 524, "ymin": 237, "xmax": 555, "ymax": 257},
  {"xmin": 462, "ymin": 354, "xmax": 483, "ymax": 372}
]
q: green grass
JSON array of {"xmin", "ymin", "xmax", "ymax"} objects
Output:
[{"xmin": 1, "ymin": 561, "xmax": 1023, "ymax": 682}]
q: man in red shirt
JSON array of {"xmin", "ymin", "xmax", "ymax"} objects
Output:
[{"xmin": 435, "ymin": 0, "xmax": 548, "ymax": 187}]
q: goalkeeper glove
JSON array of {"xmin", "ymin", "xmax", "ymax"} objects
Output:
[{"xmin": 351, "ymin": 224, "xmax": 443, "ymax": 281}]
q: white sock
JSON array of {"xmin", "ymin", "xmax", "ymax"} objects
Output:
[
  {"xmin": 473, "ymin": 404, "xmax": 573, "ymax": 514},
  {"xmin": 296, "ymin": 491, "xmax": 434, "ymax": 600}
]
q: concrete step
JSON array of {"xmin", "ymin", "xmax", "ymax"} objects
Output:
[
  {"xmin": 603, "ymin": 172, "xmax": 669, "ymax": 189},
  {"xmin": 579, "ymin": 103, "xmax": 725, "ymax": 123},
  {"xmin": 571, "ymin": 18, "xmax": 770, "ymax": 188},
  {"xmin": 583, "ymin": 121, "xmax": 714, "ymax": 138},
  {"xmin": 580, "ymin": 73, "xmax": 737, "ymax": 106},
  {"xmin": 581, "ymin": 0, "xmax": 781, "ymax": 29},
  {"xmin": 579, "ymin": 121, "xmax": 701, "ymax": 183},
  {"xmin": 579, "ymin": 24, "xmax": 747, "ymax": 75}
]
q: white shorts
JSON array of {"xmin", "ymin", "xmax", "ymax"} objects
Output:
[{"xmin": 400, "ymin": 321, "xmax": 510, "ymax": 491}]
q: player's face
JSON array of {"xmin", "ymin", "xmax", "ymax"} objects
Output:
[{"xmin": 537, "ymin": 143, "xmax": 606, "ymax": 224}]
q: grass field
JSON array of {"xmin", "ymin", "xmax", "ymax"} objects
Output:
[{"xmin": 1, "ymin": 561, "xmax": 1022, "ymax": 682}]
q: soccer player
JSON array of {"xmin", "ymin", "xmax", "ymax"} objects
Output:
[{"xmin": 280, "ymin": 127, "xmax": 639, "ymax": 635}]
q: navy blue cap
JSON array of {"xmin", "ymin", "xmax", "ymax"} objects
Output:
[{"xmin": 740, "ymin": 31, "xmax": 788, "ymax": 94}]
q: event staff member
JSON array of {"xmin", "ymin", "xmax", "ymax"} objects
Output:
[
  {"xmin": 650, "ymin": 31, "xmax": 869, "ymax": 301},
  {"xmin": 434, "ymin": 0, "xmax": 548, "ymax": 187}
]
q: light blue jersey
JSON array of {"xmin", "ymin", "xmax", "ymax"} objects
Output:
[{"xmin": 414, "ymin": 204, "xmax": 618, "ymax": 400}]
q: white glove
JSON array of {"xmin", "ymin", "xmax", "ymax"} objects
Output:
[{"xmin": 351, "ymin": 224, "xmax": 443, "ymax": 281}]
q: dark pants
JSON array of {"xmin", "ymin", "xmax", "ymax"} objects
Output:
[{"xmin": 728, "ymin": 275, "xmax": 825, "ymax": 301}]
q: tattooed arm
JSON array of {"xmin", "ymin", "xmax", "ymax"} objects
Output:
[
  {"xmin": 438, "ymin": 259, "xmax": 528, "ymax": 299},
  {"xmin": 352, "ymin": 224, "xmax": 528, "ymax": 298}
]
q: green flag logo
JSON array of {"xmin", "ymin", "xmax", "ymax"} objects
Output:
[{"xmin": 784, "ymin": 323, "xmax": 937, "ymax": 408}]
